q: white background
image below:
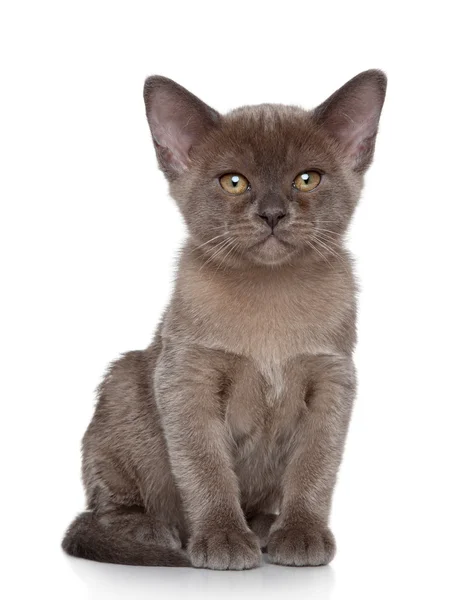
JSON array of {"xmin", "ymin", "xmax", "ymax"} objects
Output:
[{"xmin": 1, "ymin": 1, "xmax": 452, "ymax": 598}]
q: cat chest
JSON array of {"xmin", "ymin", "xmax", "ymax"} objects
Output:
[
  {"xmin": 224, "ymin": 356, "xmax": 309, "ymax": 441},
  {"xmin": 195, "ymin": 297, "xmax": 337, "ymax": 368},
  {"xmin": 177, "ymin": 262, "xmax": 352, "ymax": 366}
]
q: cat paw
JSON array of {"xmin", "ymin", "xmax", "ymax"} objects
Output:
[
  {"xmin": 267, "ymin": 525, "xmax": 336, "ymax": 566},
  {"xmin": 188, "ymin": 528, "xmax": 262, "ymax": 570}
]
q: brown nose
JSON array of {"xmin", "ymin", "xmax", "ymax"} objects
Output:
[{"xmin": 258, "ymin": 208, "xmax": 287, "ymax": 231}]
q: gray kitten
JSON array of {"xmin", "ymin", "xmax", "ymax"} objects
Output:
[{"xmin": 62, "ymin": 70, "xmax": 387, "ymax": 569}]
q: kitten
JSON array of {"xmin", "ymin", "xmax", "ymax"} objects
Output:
[{"xmin": 62, "ymin": 70, "xmax": 386, "ymax": 569}]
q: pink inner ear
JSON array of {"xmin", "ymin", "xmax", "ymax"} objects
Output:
[
  {"xmin": 343, "ymin": 117, "xmax": 377, "ymax": 158},
  {"xmin": 335, "ymin": 90, "xmax": 381, "ymax": 158},
  {"xmin": 145, "ymin": 80, "xmax": 219, "ymax": 176},
  {"xmin": 315, "ymin": 72, "xmax": 386, "ymax": 171},
  {"xmin": 151, "ymin": 122, "xmax": 191, "ymax": 172},
  {"xmin": 150, "ymin": 96, "xmax": 193, "ymax": 172}
]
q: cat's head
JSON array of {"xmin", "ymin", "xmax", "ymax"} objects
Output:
[{"xmin": 144, "ymin": 71, "xmax": 386, "ymax": 268}]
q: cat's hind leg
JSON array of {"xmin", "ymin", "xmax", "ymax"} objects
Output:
[{"xmin": 63, "ymin": 346, "xmax": 189, "ymax": 566}]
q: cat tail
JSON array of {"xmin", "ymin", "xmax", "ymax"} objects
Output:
[{"xmin": 62, "ymin": 511, "xmax": 190, "ymax": 567}]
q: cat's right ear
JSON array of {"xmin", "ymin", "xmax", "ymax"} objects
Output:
[{"xmin": 143, "ymin": 76, "xmax": 220, "ymax": 179}]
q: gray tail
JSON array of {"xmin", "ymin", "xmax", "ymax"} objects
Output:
[{"xmin": 62, "ymin": 512, "xmax": 190, "ymax": 567}]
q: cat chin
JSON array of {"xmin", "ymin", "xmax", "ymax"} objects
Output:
[{"xmin": 248, "ymin": 236, "xmax": 299, "ymax": 266}]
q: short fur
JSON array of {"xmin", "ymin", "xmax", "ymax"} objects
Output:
[{"xmin": 63, "ymin": 70, "xmax": 386, "ymax": 569}]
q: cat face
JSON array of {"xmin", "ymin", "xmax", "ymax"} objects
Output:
[
  {"xmin": 144, "ymin": 72, "xmax": 386, "ymax": 267},
  {"xmin": 170, "ymin": 105, "xmax": 361, "ymax": 267}
]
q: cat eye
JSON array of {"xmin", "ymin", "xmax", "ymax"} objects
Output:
[
  {"xmin": 219, "ymin": 173, "xmax": 250, "ymax": 195},
  {"xmin": 293, "ymin": 171, "xmax": 322, "ymax": 192}
]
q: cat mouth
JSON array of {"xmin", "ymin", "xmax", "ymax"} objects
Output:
[
  {"xmin": 249, "ymin": 233, "xmax": 294, "ymax": 253},
  {"xmin": 260, "ymin": 234, "xmax": 291, "ymax": 247},
  {"xmin": 245, "ymin": 233, "xmax": 297, "ymax": 265}
]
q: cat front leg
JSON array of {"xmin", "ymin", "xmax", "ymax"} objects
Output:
[
  {"xmin": 268, "ymin": 354, "xmax": 356, "ymax": 566},
  {"xmin": 154, "ymin": 342, "xmax": 261, "ymax": 570}
]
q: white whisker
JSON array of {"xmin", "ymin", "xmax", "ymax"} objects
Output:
[
  {"xmin": 191, "ymin": 230, "xmax": 227, "ymax": 253},
  {"xmin": 214, "ymin": 240, "xmax": 240, "ymax": 273},
  {"xmin": 312, "ymin": 234, "xmax": 348, "ymax": 268},
  {"xmin": 198, "ymin": 238, "xmax": 233, "ymax": 271},
  {"xmin": 306, "ymin": 239, "xmax": 334, "ymax": 268}
]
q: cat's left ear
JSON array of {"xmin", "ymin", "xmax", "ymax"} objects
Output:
[
  {"xmin": 313, "ymin": 70, "xmax": 387, "ymax": 173},
  {"xmin": 144, "ymin": 76, "xmax": 220, "ymax": 179}
]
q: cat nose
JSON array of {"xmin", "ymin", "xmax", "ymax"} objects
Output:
[{"xmin": 258, "ymin": 208, "xmax": 287, "ymax": 231}]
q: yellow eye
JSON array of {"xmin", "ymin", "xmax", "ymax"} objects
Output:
[
  {"xmin": 219, "ymin": 173, "xmax": 249, "ymax": 195},
  {"xmin": 293, "ymin": 171, "xmax": 321, "ymax": 192}
]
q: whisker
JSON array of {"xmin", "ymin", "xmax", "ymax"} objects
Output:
[
  {"xmin": 198, "ymin": 238, "xmax": 233, "ymax": 271},
  {"xmin": 214, "ymin": 240, "xmax": 240, "ymax": 273},
  {"xmin": 314, "ymin": 231, "xmax": 345, "ymax": 249},
  {"xmin": 311, "ymin": 235, "xmax": 348, "ymax": 267},
  {"xmin": 306, "ymin": 239, "xmax": 334, "ymax": 268},
  {"xmin": 191, "ymin": 232, "xmax": 227, "ymax": 252},
  {"xmin": 208, "ymin": 238, "xmax": 233, "ymax": 260},
  {"xmin": 315, "ymin": 227, "xmax": 343, "ymax": 236}
]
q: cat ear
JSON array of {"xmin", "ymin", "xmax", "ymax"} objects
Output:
[
  {"xmin": 313, "ymin": 70, "xmax": 387, "ymax": 173},
  {"xmin": 143, "ymin": 76, "xmax": 220, "ymax": 178}
]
